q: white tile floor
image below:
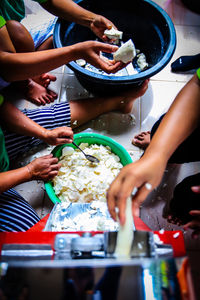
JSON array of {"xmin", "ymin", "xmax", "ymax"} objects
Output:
[{"xmin": 7, "ymin": 0, "xmax": 200, "ymax": 291}]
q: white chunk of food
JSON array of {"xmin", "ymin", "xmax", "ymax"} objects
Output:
[
  {"xmin": 76, "ymin": 59, "xmax": 86, "ymax": 67},
  {"xmin": 137, "ymin": 53, "xmax": 148, "ymax": 70},
  {"xmin": 114, "ymin": 39, "xmax": 136, "ymax": 64},
  {"xmin": 104, "ymin": 27, "xmax": 123, "ymax": 41}
]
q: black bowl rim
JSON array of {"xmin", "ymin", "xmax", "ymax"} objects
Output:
[{"xmin": 53, "ymin": 0, "xmax": 176, "ymax": 83}]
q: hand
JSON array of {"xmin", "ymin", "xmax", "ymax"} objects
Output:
[
  {"xmin": 107, "ymin": 156, "xmax": 166, "ymax": 225},
  {"xmin": 90, "ymin": 14, "xmax": 116, "ymax": 41},
  {"xmin": 43, "ymin": 127, "xmax": 73, "ymax": 145},
  {"xmin": 77, "ymin": 41, "xmax": 126, "ymax": 73},
  {"xmin": 27, "ymin": 154, "xmax": 61, "ymax": 181},
  {"xmin": 184, "ymin": 210, "xmax": 200, "ymax": 239}
]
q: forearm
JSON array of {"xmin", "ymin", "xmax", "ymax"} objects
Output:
[
  {"xmin": 0, "ymin": 167, "xmax": 31, "ymax": 193},
  {"xmin": 0, "ymin": 44, "xmax": 79, "ymax": 81},
  {"xmin": 145, "ymin": 74, "xmax": 200, "ymax": 162},
  {"xmin": 42, "ymin": 0, "xmax": 96, "ymax": 28},
  {"xmin": 0, "ymin": 101, "xmax": 46, "ymax": 140}
]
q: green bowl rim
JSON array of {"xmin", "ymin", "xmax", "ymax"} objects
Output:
[{"xmin": 45, "ymin": 132, "xmax": 132, "ymax": 204}]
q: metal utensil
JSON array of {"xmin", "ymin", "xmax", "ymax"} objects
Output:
[{"xmin": 72, "ymin": 141, "xmax": 100, "ymax": 163}]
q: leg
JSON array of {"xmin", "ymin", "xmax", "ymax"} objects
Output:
[
  {"xmin": 3, "ymin": 82, "xmax": 147, "ymax": 160},
  {"xmin": 163, "ymin": 173, "xmax": 200, "ymax": 225},
  {"xmin": 0, "ymin": 188, "xmax": 40, "ymax": 232},
  {"xmin": 70, "ymin": 81, "xmax": 149, "ymax": 127},
  {"xmin": 6, "ymin": 20, "xmax": 35, "ymax": 53},
  {"xmin": 0, "ymin": 21, "xmax": 57, "ymax": 105},
  {"xmin": 133, "ymin": 113, "xmax": 200, "ymax": 163},
  {"xmin": 132, "ymin": 131, "xmax": 151, "ymax": 150},
  {"xmin": 36, "ymin": 36, "xmax": 54, "ymax": 51}
]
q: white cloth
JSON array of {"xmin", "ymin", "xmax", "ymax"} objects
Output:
[{"xmin": 21, "ymin": 10, "xmax": 57, "ymax": 49}]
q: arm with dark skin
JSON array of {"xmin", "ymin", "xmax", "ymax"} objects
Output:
[
  {"xmin": 41, "ymin": 0, "xmax": 115, "ymax": 40},
  {"xmin": 0, "ymin": 26, "xmax": 122, "ymax": 81},
  {"xmin": 0, "ymin": 101, "xmax": 74, "ymax": 193},
  {"xmin": 0, "ymin": 0, "xmax": 124, "ymax": 82},
  {"xmin": 107, "ymin": 74, "xmax": 200, "ymax": 225}
]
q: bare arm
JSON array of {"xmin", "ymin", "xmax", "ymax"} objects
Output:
[
  {"xmin": 41, "ymin": 0, "xmax": 115, "ymax": 39},
  {"xmin": 0, "ymin": 101, "xmax": 74, "ymax": 193},
  {"xmin": 0, "ymin": 154, "xmax": 62, "ymax": 193},
  {"xmin": 0, "ymin": 35, "xmax": 121, "ymax": 81},
  {"xmin": 144, "ymin": 74, "xmax": 200, "ymax": 161},
  {"xmin": 0, "ymin": 100, "xmax": 48, "ymax": 139},
  {"xmin": 0, "ymin": 100, "xmax": 74, "ymax": 143},
  {"xmin": 42, "ymin": 0, "xmax": 97, "ymax": 28},
  {"xmin": 0, "ymin": 166, "xmax": 31, "ymax": 193},
  {"xmin": 107, "ymin": 73, "xmax": 200, "ymax": 224}
]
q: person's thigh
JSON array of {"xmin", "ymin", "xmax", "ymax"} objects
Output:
[
  {"xmin": 0, "ymin": 188, "xmax": 40, "ymax": 232},
  {"xmin": 0, "ymin": 20, "xmax": 35, "ymax": 89}
]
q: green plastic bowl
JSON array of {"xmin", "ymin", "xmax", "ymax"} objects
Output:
[{"xmin": 45, "ymin": 132, "xmax": 132, "ymax": 204}]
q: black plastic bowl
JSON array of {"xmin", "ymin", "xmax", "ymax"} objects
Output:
[{"xmin": 53, "ymin": 0, "xmax": 176, "ymax": 94}]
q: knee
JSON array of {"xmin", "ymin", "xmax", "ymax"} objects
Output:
[{"xmin": 6, "ymin": 20, "xmax": 35, "ymax": 52}]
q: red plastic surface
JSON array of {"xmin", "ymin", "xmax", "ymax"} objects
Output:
[{"xmin": 0, "ymin": 214, "xmax": 186, "ymax": 257}]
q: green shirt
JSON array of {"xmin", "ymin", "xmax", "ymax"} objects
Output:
[
  {"xmin": 0, "ymin": 95, "xmax": 9, "ymax": 172},
  {"xmin": 0, "ymin": 0, "xmax": 48, "ymax": 24}
]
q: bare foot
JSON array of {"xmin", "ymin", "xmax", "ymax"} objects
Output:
[
  {"xmin": 118, "ymin": 79, "xmax": 149, "ymax": 114},
  {"xmin": 132, "ymin": 131, "xmax": 151, "ymax": 149},
  {"xmin": 33, "ymin": 73, "xmax": 56, "ymax": 88},
  {"xmin": 26, "ymin": 79, "xmax": 57, "ymax": 106}
]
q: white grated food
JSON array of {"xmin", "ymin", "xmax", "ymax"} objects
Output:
[
  {"xmin": 53, "ymin": 143, "xmax": 123, "ymax": 203},
  {"xmin": 51, "ymin": 201, "xmax": 119, "ymax": 231}
]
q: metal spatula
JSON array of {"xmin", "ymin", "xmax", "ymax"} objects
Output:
[{"xmin": 72, "ymin": 142, "xmax": 100, "ymax": 163}]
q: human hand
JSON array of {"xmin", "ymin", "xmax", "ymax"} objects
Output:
[
  {"xmin": 107, "ymin": 156, "xmax": 166, "ymax": 225},
  {"xmin": 42, "ymin": 127, "xmax": 73, "ymax": 145},
  {"xmin": 90, "ymin": 14, "xmax": 116, "ymax": 41},
  {"xmin": 27, "ymin": 154, "xmax": 61, "ymax": 181},
  {"xmin": 76, "ymin": 41, "xmax": 126, "ymax": 73},
  {"xmin": 184, "ymin": 210, "xmax": 200, "ymax": 239}
]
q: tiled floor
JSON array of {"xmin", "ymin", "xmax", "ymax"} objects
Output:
[{"xmin": 6, "ymin": 0, "xmax": 200, "ymax": 296}]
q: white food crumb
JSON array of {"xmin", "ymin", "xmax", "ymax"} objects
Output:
[
  {"xmin": 73, "ymin": 120, "xmax": 78, "ymax": 125},
  {"xmin": 137, "ymin": 53, "xmax": 148, "ymax": 70},
  {"xmin": 173, "ymin": 232, "xmax": 180, "ymax": 239},
  {"xmin": 153, "ymin": 234, "xmax": 163, "ymax": 244},
  {"xmin": 76, "ymin": 59, "xmax": 86, "ymax": 67}
]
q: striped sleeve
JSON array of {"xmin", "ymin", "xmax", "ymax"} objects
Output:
[{"xmin": 0, "ymin": 16, "xmax": 6, "ymax": 29}]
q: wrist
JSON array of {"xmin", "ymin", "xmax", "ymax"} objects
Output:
[
  {"xmin": 143, "ymin": 148, "xmax": 168, "ymax": 166},
  {"xmin": 40, "ymin": 128, "xmax": 49, "ymax": 142},
  {"xmin": 26, "ymin": 163, "xmax": 33, "ymax": 180},
  {"xmin": 82, "ymin": 12, "xmax": 96, "ymax": 28}
]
